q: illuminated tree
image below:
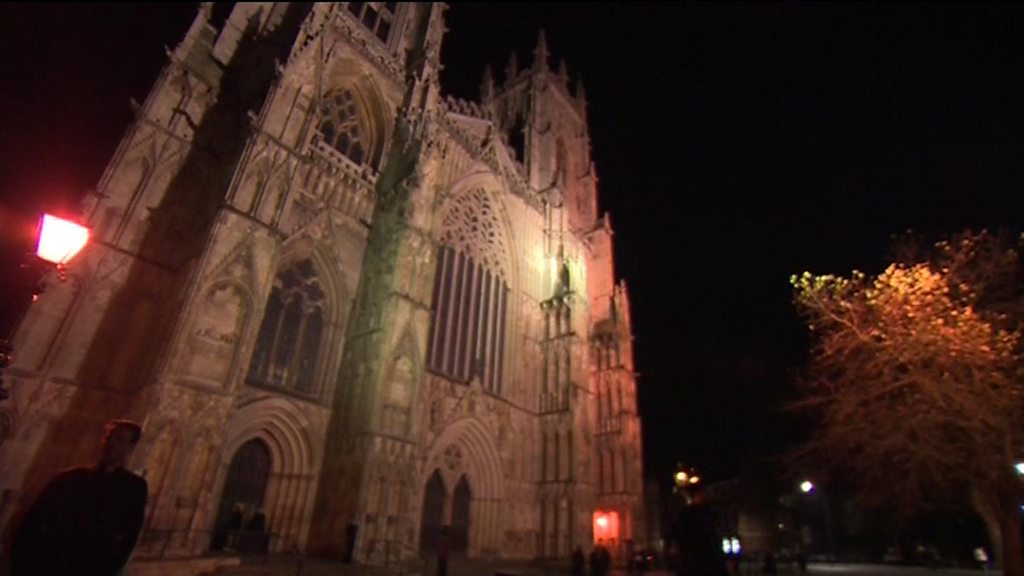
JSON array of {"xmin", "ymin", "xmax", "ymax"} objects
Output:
[{"xmin": 791, "ymin": 231, "xmax": 1024, "ymax": 574}]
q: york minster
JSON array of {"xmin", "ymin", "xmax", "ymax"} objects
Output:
[{"xmin": 0, "ymin": 2, "xmax": 644, "ymax": 564}]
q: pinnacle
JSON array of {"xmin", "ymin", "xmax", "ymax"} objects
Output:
[{"xmin": 533, "ymin": 29, "xmax": 550, "ymax": 70}]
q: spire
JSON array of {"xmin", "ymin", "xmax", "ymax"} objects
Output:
[
  {"xmin": 505, "ymin": 51, "xmax": 519, "ymax": 86},
  {"xmin": 557, "ymin": 58, "xmax": 570, "ymax": 89},
  {"xmin": 555, "ymin": 243, "xmax": 570, "ymax": 296},
  {"xmin": 575, "ymin": 77, "xmax": 588, "ymax": 111},
  {"xmin": 173, "ymin": 2, "xmax": 213, "ymax": 59},
  {"xmin": 480, "ymin": 64, "xmax": 495, "ymax": 103},
  {"xmin": 533, "ymin": 29, "xmax": 549, "ymax": 72}
]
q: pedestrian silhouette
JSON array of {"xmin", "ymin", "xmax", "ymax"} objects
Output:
[
  {"xmin": 572, "ymin": 545, "xmax": 586, "ymax": 576},
  {"xmin": 436, "ymin": 525, "xmax": 450, "ymax": 576},
  {"xmin": 597, "ymin": 542, "xmax": 611, "ymax": 576},
  {"xmin": 8, "ymin": 419, "xmax": 149, "ymax": 576}
]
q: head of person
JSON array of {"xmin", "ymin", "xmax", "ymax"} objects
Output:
[{"xmin": 100, "ymin": 419, "xmax": 142, "ymax": 469}]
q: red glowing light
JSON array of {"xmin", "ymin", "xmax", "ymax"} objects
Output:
[{"xmin": 592, "ymin": 510, "xmax": 620, "ymax": 542}]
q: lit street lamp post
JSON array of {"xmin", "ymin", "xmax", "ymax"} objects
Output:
[
  {"xmin": 0, "ymin": 213, "xmax": 90, "ymax": 400},
  {"xmin": 799, "ymin": 479, "xmax": 835, "ymax": 562}
]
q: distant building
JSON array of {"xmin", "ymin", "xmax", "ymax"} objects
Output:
[
  {"xmin": 704, "ymin": 478, "xmax": 780, "ymax": 557},
  {"xmin": 643, "ymin": 479, "xmax": 664, "ymax": 553},
  {"xmin": 0, "ymin": 2, "xmax": 643, "ymax": 565}
]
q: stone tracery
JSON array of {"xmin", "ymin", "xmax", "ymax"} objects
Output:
[{"xmin": 438, "ymin": 187, "xmax": 512, "ymax": 282}]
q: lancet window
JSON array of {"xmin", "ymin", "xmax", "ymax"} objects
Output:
[
  {"xmin": 247, "ymin": 258, "xmax": 326, "ymax": 396},
  {"xmin": 427, "ymin": 189, "xmax": 511, "ymax": 395},
  {"xmin": 346, "ymin": 2, "xmax": 396, "ymax": 43}
]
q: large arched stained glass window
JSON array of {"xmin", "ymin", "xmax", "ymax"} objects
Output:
[
  {"xmin": 318, "ymin": 89, "xmax": 367, "ymax": 166},
  {"xmin": 247, "ymin": 258, "xmax": 326, "ymax": 395},
  {"xmin": 427, "ymin": 189, "xmax": 510, "ymax": 395}
]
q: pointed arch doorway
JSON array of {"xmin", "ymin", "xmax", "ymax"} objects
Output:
[
  {"xmin": 418, "ymin": 470, "xmax": 473, "ymax": 556},
  {"xmin": 419, "ymin": 470, "xmax": 445, "ymax": 554},
  {"xmin": 450, "ymin": 475, "xmax": 471, "ymax": 554},
  {"xmin": 211, "ymin": 439, "xmax": 271, "ymax": 551}
]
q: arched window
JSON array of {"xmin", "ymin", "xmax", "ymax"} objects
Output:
[
  {"xmin": 428, "ymin": 189, "xmax": 510, "ymax": 395},
  {"xmin": 247, "ymin": 258, "xmax": 326, "ymax": 395},
  {"xmin": 318, "ymin": 89, "xmax": 367, "ymax": 165}
]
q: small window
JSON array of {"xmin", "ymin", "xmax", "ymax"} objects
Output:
[
  {"xmin": 318, "ymin": 89, "xmax": 367, "ymax": 165},
  {"xmin": 247, "ymin": 258, "xmax": 327, "ymax": 396},
  {"xmin": 346, "ymin": 2, "xmax": 396, "ymax": 44}
]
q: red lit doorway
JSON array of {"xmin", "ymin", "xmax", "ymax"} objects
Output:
[{"xmin": 592, "ymin": 510, "xmax": 620, "ymax": 544}]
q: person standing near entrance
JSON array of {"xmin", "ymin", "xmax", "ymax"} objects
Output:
[
  {"xmin": 436, "ymin": 526, "xmax": 450, "ymax": 576},
  {"xmin": 8, "ymin": 419, "xmax": 149, "ymax": 576},
  {"xmin": 571, "ymin": 545, "xmax": 586, "ymax": 576}
]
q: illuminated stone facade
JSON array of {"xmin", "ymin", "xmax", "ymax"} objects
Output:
[{"xmin": 0, "ymin": 2, "xmax": 643, "ymax": 565}]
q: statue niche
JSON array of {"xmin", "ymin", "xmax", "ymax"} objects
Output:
[
  {"xmin": 381, "ymin": 355, "xmax": 414, "ymax": 437},
  {"xmin": 182, "ymin": 283, "xmax": 248, "ymax": 385}
]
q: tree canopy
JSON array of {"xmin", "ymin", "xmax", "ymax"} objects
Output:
[{"xmin": 791, "ymin": 230, "xmax": 1024, "ymax": 572}]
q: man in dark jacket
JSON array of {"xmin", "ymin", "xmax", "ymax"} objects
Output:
[{"xmin": 10, "ymin": 419, "xmax": 148, "ymax": 576}]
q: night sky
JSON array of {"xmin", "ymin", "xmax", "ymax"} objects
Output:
[{"xmin": 3, "ymin": 3, "xmax": 1024, "ymax": 491}]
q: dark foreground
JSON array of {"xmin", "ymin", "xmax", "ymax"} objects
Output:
[{"xmin": 122, "ymin": 557, "xmax": 1000, "ymax": 576}]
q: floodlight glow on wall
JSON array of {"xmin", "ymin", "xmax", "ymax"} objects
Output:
[{"xmin": 592, "ymin": 510, "xmax": 620, "ymax": 542}]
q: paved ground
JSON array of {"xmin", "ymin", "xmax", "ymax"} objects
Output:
[
  {"xmin": 806, "ymin": 564, "xmax": 994, "ymax": 576},
  {"xmin": 126, "ymin": 557, "xmax": 997, "ymax": 576}
]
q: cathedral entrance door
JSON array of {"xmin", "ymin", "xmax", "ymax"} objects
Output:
[
  {"xmin": 450, "ymin": 474, "xmax": 471, "ymax": 555},
  {"xmin": 211, "ymin": 439, "xmax": 271, "ymax": 552},
  {"xmin": 419, "ymin": 469, "xmax": 446, "ymax": 555}
]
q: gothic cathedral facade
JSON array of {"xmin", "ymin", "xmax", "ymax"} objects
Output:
[{"xmin": 0, "ymin": 2, "xmax": 644, "ymax": 564}]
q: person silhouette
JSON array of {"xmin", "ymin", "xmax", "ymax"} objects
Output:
[
  {"xmin": 9, "ymin": 419, "xmax": 148, "ymax": 576},
  {"xmin": 572, "ymin": 545, "xmax": 586, "ymax": 576},
  {"xmin": 436, "ymin": 525, "xmax": 450, "ymax": 576}
]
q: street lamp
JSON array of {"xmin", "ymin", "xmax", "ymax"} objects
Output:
[
  {"xmin": 674, "ymin": 470, "xmax": 700, "ymax": 487},
  {"xmin": 35, "ymin": 213, "xmax": 90, "ymax": 272},
  {"xmin": 0, "ymin": 213, "xmax": 90, "ymax": 400},
  {"xmin": 797, "ymin": 479, "xmax": 834, "ymax": 562},
  {"xmin": 673, "ymin": 465, "xmax": 701, "ymax": 492}
]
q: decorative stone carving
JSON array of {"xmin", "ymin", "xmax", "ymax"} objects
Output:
[
  {"xmin": 442, "ymin": 444, "xmax": 463, "ymax": 472},
  {"xmin": 438, "ymin": 188, "xmax": 512, "ymax": 281},
  {"xmin": 182, "ymin": 283, "xmax": 248, "ymax": 384}
]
